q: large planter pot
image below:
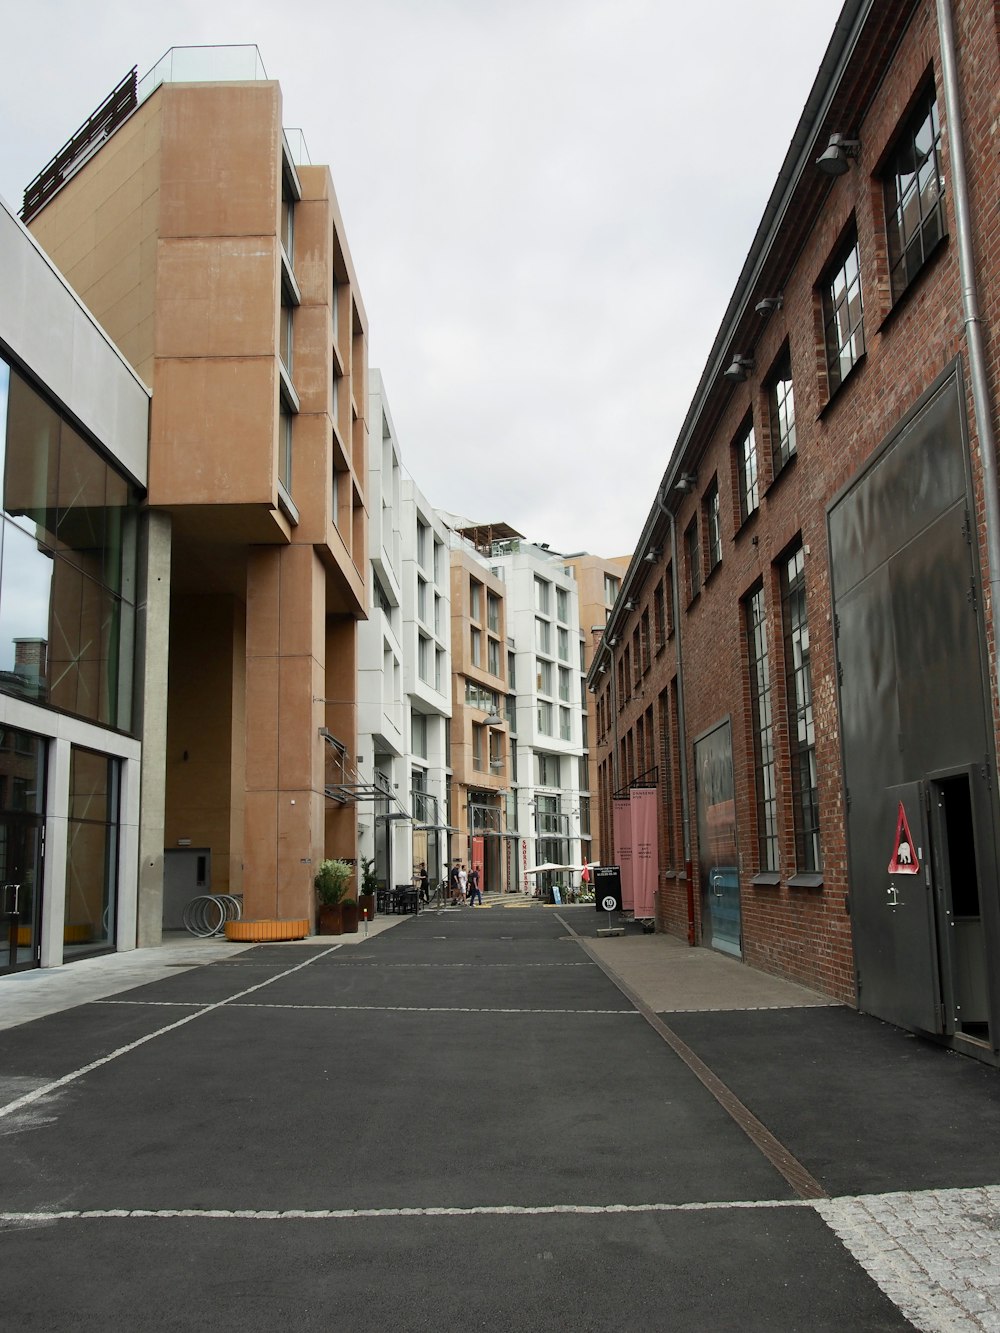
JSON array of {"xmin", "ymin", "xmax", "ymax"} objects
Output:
[
  {"xmin": 342, "ymin": 901, "xmax": 360, "ymax": 934},
  {"xmin": 358, "ymin": 893, "xmax": 376, "ymax": 923},
  {"xmin": 318, "ymin": 903, "xmax": 344, "ymax": 935}
]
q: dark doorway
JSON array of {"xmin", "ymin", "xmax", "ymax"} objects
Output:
[{"xmin": 930, "ymin": 774, "xmax": 990, "ymax": 1044}]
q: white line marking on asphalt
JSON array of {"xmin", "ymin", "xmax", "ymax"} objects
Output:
[
  {"xmin": 0, "ymin": 1198, "xmax": 811, "ymax": 1223},
  {"xmin": 95, "ymin": 1000, "xmax": 640, "ymax": 1016},
  {"xmin": 0, "ymin": 946, "xmax": 343, "ymax": 1122}
]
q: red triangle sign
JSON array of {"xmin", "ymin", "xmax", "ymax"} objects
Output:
[{"xmin": 888, "ymin": 801, "xmax": 920, "ymax": 875}]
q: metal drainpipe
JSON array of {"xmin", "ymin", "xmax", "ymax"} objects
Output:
[
  {"xmin": 937, "ymin": 0, "xmax": 1000, "ymax": 720},
  {"xmin": 658, "ymin": 489, "xmax": 695, "ymax": 943}
]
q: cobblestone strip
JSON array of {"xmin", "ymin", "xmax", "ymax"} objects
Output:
[{"xmin": 815, "ymin": 1186, "xmax": 1000, "ymax": 1332}]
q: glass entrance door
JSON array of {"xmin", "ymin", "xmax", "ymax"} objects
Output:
[{"xmin": 1, "ymin": 815, "xmax": 44, "ymax": 974}]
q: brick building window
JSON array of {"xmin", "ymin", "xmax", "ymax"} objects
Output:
[
  {"xmin": 884, "ymin": 88, "xmax": 945, "ymax": 302},
  {"xmin": 685, "ymin": 518, "xmax": 701, "ymax": 601},
  {"xmin": 768, "ymin": 349, "xmax": 796, "ymax": 476},
  {"xmin": 822, "ymin": 224, "xmax": 865, "ymax": 393},
  {"xmin": 653, "ymin": 580, "xmax": 665, "ymax": 646},
  {"xmin": 745, "ymin": 583, "xmax": 778, "ymax": 873},
  {"xmin": 735, "ymin": 418, "xmax": 759, "ymax": 524},
  {"xmin": 640, "ymin": 609, "xmax": 651, "ymax": 672},
  {"xmin": 780, "ymin": 545, "xmax": 821, "ymax": 873},
  {"xmin": 705, "ymin": 478, "xmax": 722, "ymax": 571}
]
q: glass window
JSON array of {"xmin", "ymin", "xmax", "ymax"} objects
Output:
[
  {"xmin": 653, "ymin": 580, "xmax": 665, "ymax": 644},
  {"xmin": 416, "ymin": 521, "xmax": 428, "ymax": 569},
  {"xmin": 279, "ymin": 300, "xmax": 293, "ymax": 375},
  {"xmin": 279, "ymin": 402, "xmax": 293, "ymax": 493},
  {"xmin": 685, "ymin": 519, "xmax": 701, "ymax": 600},
  {"xmin": 535, "ymin": 617, "xmax": 550, "ymax": 655},
  {"xmin": 536, "ymin": 659, "xmax": 552, "ymax": 695},
  {"xmin": 418, "ymin": 634, "xmax": 429, "ymax": 683},
  {"xmin": 537, "ymin": 753, "xmax": 560, "ymax": 786},
  {"xmin": 735, "ymin": 420, "xmax": 759, "ymax": 524},
  {"xmin": 537, "ymin": 700, "xmax": 552, "ymax": 735},
  {"xmin": 560, "ymin": 706, "xmax": 571, "ymax": 740},
  {"xmin": 411, "ymin": 711, "xmax": 427, "ymax": 758},
  {"xmin": 64, "ymin": 746, "xmax": 119, "ymax": 958},
  {"xmin": 745, "ymin": 584, "xmax": 778, "ymax": 873},
  {"xmin": 487, "ymin": 592, "xmax": 499, "ymax": 632},
  {"xmin": 488, "ymin": 636, "xmax": 501, "ymax": 676},
  {"xmin": 823, "ymin": 226, "xmax": 865, "ymax": 393},
  {"xmin": 472, "ymin": 723, "xmax": 484, "ymax": 771},
  {"xmin": 781, "ymin": 546, "xmax": 821, "ymax": 872},
  {"xmin": 470, "ymin": 627, "xmax": 481, "ymax": 667},
  {"xmin": 558, "ymin": 666, "xmax": 571, "ymax": 702},
  {"xmin": 507, "ymin": 651, "xmax": 516, "ymax": 688},
  {"xmin": 558, "ymin": 626, "xmax": 569, "ymax": 661},
  {"xmin": 280, "ymin": 173, "xmax": 295, "ymax": 264},
  {"xmin": 604, "ymin": 574, "xmax": 620, "ymax": 606},
  {"xmin": 768, "ymin": 351, "xmax": 796, "ymax": 476},
  {"xmin": 417, "ymin": 577, "xmax": 428, "ymax": 624},
  {"xmin": 534, "ymin": 576, "xmax": 550, "ymax": 614},
  {"xmin": 470, "ymin": 579, "xmax": 482, "ymax": 622},
  {"xmin": 705, "ymin": 479, "xmax": 722, "ymax": 570},
  {"xmin": 556, "ymin": 587, "xmax": 569, "ymax": 623},
  {"xmin": 884, "ymin": 89, "xmax": 945, "ymax": 302}
]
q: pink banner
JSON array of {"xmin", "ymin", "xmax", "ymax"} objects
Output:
[
  {"xmin": 630, "ymin": 787, "xmax": 658, "ymax": 919},
  {"xmin": 613, "ymin": 798, "xmax": 634, "ymax": 911}
]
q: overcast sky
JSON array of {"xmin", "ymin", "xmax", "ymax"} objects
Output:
[{"xmin": 1, "ymin": 0, "xmax": 843, "ymax": 557}]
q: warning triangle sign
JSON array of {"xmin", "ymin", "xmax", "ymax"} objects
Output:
[{"xmin": 888, "ymin": 801, "xmax": 920, "ymax": 875}]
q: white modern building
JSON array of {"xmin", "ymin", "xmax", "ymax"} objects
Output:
[
  {"xmin": 0, "ymin": 192, "xmax": 157, "ymax": 975},
  {"xmin": 358, "ymin": 373, "xmax": 451, "ymax": 895},
  {"xmin": 490, "ymin": 539, "xmax": 587, "ymax": 888}
]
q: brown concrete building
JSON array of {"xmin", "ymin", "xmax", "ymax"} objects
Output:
[
  {"xmin": 448, "ymin": 540, "xmax": 511, "ymax": 892},
  {"xmin": 25, "ymin": 49, "xmax": 369, "ymax": 929},
  {"xmin": 564, "ymin": 552, "xmax": 630, "ymax": 866},
  {"xmin": 589, "ymin": 0, "xmax": 1000, "ymax": 1061}
]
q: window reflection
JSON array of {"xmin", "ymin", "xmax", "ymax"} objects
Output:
[{"xmin": 0, "ymin": 359, "xmax": 139, "ymax": 730}]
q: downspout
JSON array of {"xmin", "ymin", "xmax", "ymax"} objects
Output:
[
  {"xmin": 937, "ymin": 0, "xmax": 1000, "ymax": 719},
  {"xmin": 658, "ymin": 489, "xmax": 695, "ymax": 944}
]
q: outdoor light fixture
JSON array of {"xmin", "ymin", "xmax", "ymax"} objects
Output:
[
  {"xmin": 607, "ymin": 635, "xmax": 619, "ymax": 647},
  {"xmin": 723, "ymin": 354, "xmax": 754, "ymax": 383},
  {"xmin": 674, "ymin": 472, "xmax": 698, "ymax": 493},
  {"xmin": 624, "ymin": 597, "xmax": 637, "ymax": 611},
  {"xmin": 643, "ymin": 546, "xmax": 662, "ymax": 563},
  {"xmin": 815, "ymin": 133, "xmax": 860, "ymax": 176},
  {"xmin": 754, "ymin": 296, "xmax": 783, "ymax": 317},
  {"xmin": 483, "ymin": 711, "xmax": 505, "ymax": 726}
]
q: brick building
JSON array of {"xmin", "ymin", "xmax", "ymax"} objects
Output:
[{"xmin": 589, "ymin": 0, "xmax": 1000, "ymax": 1061}]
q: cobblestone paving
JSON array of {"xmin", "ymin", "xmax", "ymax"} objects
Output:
[{"xmin": 817, "ymin": 1186, "xmax": 1000, "ymax": 1332}]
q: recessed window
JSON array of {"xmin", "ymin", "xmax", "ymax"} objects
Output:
[
  {"xmin": 745, "ymin": 584, "xmax": 778, "ymax": 873},
  {"xmin": 768, "ymin": 350, "xmax": 796, "ymax": 476},
  {"xmin": 705, "ymin": 478, "xmax": 722, "ymax": 570},
  {"xmin": 822, "ymin": 225, "xmax": 865, "ymax": 393},
  {"xmin": 781, "ymin": 545, "xmax": 821, "ymax": 873},
  {"xmin": 487, "ymin": 636, "xmax": 501, "ymax": 677},
  {"xmin": 685, "ymin": 519, "xmax": 701, "ymax": 601},
  {"xmin": 735, "ymin": 419, "xmax": 759, "ymax": 524},
  {"xmin": 884, "ymin": 88, "xmax": 945, "ymax": 302},
  {"xmin": 470, "ymin": 627, "xmax": 481, "ymax": 667},
  {"xmin": 534, "ymin": 576, "xmax": 550, "ymax": 614}
]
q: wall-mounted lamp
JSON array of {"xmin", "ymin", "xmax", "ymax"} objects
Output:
[
  {"xmin": 483, "ymin": 711, "xmax": 505, "ymax": 726},
  {"xmin": 754, "ymin": 296, "xmax": 782, "ymax": 317},
  {"xmin": 606, "ymin": 635, "xmax": 619, "ymax": 648},
  {"xmin": 674, "ymin": 472, "xmax": 698, "ymax": 494},
  {"xmin": 623, "ymin": 597, "xmax": 637, "ymax": 611},
  {"xmin": 643, "ymin": 546, "xmax": 662, "ymax": 563},
  {"xmin": 723, "ymin": 354, "xmax": 754, "ymax": 383},
  {"xmin": 815, "ymin": 133, "xmax": 860, "ymax": 176}
]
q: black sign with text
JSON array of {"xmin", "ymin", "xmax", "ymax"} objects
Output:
[{"xmin": 594, "ymin": 865, "xmax": 622, "ymax": 913}]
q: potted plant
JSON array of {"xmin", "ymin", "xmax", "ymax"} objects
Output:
[
  {"xmin": 358, "ymin": 855, "xmax": 377, "ymax": 922},
  {"xmin": 315, "ymin": 858, "xmax": 353, "ymax": 934},
  {"xmin": 341, "ymin": 895, "xmax": 360, "ymax": 933}
]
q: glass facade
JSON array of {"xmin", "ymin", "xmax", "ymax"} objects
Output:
[
  {"xmin": 0, "ymin": 359, "xmax": 140, "ymax": 732},
  {"xmin": 823, "ymin": 227, "xmax": 865, "ymax": 392},
  {"xmin": 63, "ymin": 746, "xmax": 120, "ymax": 958},
  {"xmin": 884, "ymin": 90, "xmax": 944, "ymax": 302},
  {"xmin": 781, "ymin": 546, "xmax": 821, "ymax": 872}
]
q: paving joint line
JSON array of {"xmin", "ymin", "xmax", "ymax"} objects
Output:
[
  {"xmin": 555, "ymin": 913, "xmax": 827, "ymax": 1202},
  {"xmin": 0, "ymin": 945, "xmax": 343, "ymax": 1121}
]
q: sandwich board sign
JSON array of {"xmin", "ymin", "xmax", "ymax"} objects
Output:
[{"xmin": 594, "ymin": 865, "xmax": 622, "ymax": 913}]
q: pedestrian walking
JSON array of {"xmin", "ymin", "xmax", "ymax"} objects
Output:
[
  {"xmin": 458, "ymin": 862, "xmax": 468, "ymax": 902},
  {"xmin": 449, "ymin": 861, "xmax": 463, "ymax": 905},
  {"xmin": 418, "ymin": 862, "xmax": 430, "ymax": 905},
  {"xmin": 467, "ymin": 864, "xmax": 482, "ymax": 906}
]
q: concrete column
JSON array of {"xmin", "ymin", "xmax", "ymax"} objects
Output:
[{"xmin": 136, "ymin": 510, "xmax": 171, "ymax": 947}]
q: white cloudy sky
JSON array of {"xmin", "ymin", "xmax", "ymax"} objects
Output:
[{"xmin": 1, "ymin": 0, "xmax": 843, "ymax": 557}]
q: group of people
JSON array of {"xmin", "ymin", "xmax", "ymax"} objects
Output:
[
  {"xmin": 449, "ymin": 860, "xmax": 482, "ymax": 906},
  {"xmin": 412, "ymin": 860, "xmax": 483, "ymax": 906}
]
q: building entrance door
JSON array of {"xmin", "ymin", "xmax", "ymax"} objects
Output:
[
  {"xmin": 694, "ymin": 718, "xmax": 741, "ymax": 957},
  {"xmin": 0, "ymin": 815, "xmax": 44, "ymax": 974}
]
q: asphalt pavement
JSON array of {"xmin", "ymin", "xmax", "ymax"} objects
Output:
[{"xmin": 2, "ymin": 901, "xmax": 999, "ymax": 1330}]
